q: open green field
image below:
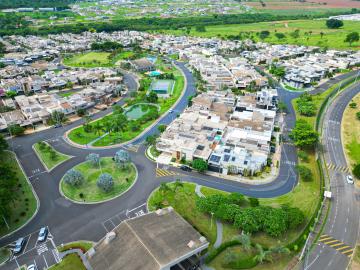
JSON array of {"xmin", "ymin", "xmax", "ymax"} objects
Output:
[
  {"xmin": 0, "ymin": 152, "xmax": 37, "ymax": 238},
  {"xmin": 63, "ymin": 51, "xmax": 138, "ymax": 68},
  {"xmin": 49, "ymin": 254, "xmax": 86, "ymax": 270},
  {"xmin": 161, "ymin": 19, "xmax": 360, "ymax": 50},
  {"xmin": 342, "ymin": 93, "xmax": 360, "ymax": 167},
  {"xmin": 63, "ymin": 52, "xmax": 111, "ymax": 67},
  {"xmin": 61, "ymin": 157, "xmax": 136, "ymax": 203},
  {"xmin": 34, "ymin": 142, "xmax": 71, "ymax": 171}
]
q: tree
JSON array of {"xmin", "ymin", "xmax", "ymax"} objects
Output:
[
  {"xmin": 63, "ymin": 169, "xmax": 84, "ymax": 187},
  {"xmin": 344, "ymin": 32, "xmax": 359, "ymax": 46},
  {"xmin": 269, "ymin": 64, "xmax": 285, "ymax": 79},
  {"xmin": 235, "ymin": 233, "xmax": 251, "ymax": 251},
  {"xmin": 159, "ymin": 182, "xmax": 171, "ymax": 195},
  {"xmin": 158, "ymin": 124, "xmax": 167, "ymax": 133},
  {"xmin": 0, "ymin": 134, "xmax": 8, "ymax": 152},
  {"xmin": 145, "ymin": 135, "xmax": 157, "ymax": 145},
  {"xmin": 86, "ymin": 153, "xmax": 100, "ymax": 167},
  {"xmin": 97, "ymin": 173, "xmax": 114, "ymax": 193},
  {"xmin": 113, "ymin": 105, "xmax": 124, "ymax": 115},
  {"xmin": 290, "ymin": 29, "xmax": 300, "ymax": 39},
  {"xmin": 8, "ymin": 124, "xmax": 25, "ymax": 136},
  {"xmin": 129, "ymin": 121, "xmax": 140, "ymax": 132},
  {"xmin": 192, "ymin": 159, "xmax": 208, "ymax": 173},
  {"xmin": 356, "ymin": 111, "xmax": 360, "ymax": 121},
  {"xmin": 278, "ymin": 101, "xmax": 288, "ymax": 113},
  {"xmin": 290, "ymin": 120, "xmax": 319, "ymax": 148},
  {"xmin": 296, "ymin": 165, "xmax": 313, "ymax": 182},
  {"xmin": 259, "ymin": 30, "xmax": 270, "ymax": 40},
  {"xmin": 296, "ymin": 93, "xmax": 316, "ymax": 117},
  {"xmin": 147, "ymin": 91, "xmax": 158, "ymax": 103},
  {"xmin": 112, "ymin": 114, "xmax": 128, "ymax": 132},
  {"xmin": 249, "ymin": 197, "xmax": 260, "ymax": 207},
  {"xmin": 195, "ymin": 25, "xmax": 206, "ymax": 32},
  {"xmin": 50, "ymin": 111, "xmax": 68, "ymax": 125},
  {"xmin": 275, "ymin": 32, "xmax": 286, "ymax": 40},
  {"xmin": 173, "ymin": 179, "xmax": 184, "ymax": 192},
  {"xmin": 49, "ymin": 149, "xmax": 57, "ymax": 161},
  {"xmin": 282, "ymin": 205, "xmax": 305, "ymax": 229},
  {"xmin": 92, "ymin": 121, "xmax": 102, "ymax": 136},
  {"xmin": 76, "ymin": 108, "xmax": 86, "ymax": 117},
  {"xmin": 353, "ymin": 164, "xmax": 360, "ymax": 179},
  {"xmin": 103, "ymin": 120, "xmax": 113, "ymax": 135},
  {"xmin": 114, "ymin": 149, "xmax": 131, "ymax": 169},
  {"xmin": 326, "ymin": 19, "xmax": 343, "ymax": 29},
  {"xmin": 0, "ymin": 163, "xmax": 17, "ymax": 221}
]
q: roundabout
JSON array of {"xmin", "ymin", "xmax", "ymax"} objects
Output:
[{"xmin": 60, "ymin": 157, "xmax": 137, "ymax": 204}]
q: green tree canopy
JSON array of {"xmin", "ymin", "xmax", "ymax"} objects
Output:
[
  {"xmin": 326, "ymin": 18, "xmax": 343, "ymax": 29},
  {"xmin": 192, "ymin": 159, "xmax": 208, "ymax": 172},
  {"xmin": 290, "ymin": 120, "xmax": 319, "ymax": 148},
  {"xmin": 344, "ymin": 32, "xmax": 359, "ymax": 46}
]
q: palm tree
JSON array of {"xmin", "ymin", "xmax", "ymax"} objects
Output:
[
  {"xmin": 173, "ymin": 179, "xmax": 183, "ymax": 192},
  {"xmin": 235, "ymin": 233, "xmax": 251, "ymax": 251},
  {"xmin": 159, "ymin": 182, "xmax": 171, "ymax": 195},
  {"xmin": 254, "ymin": 244, "xmax": 273, "ymax": 264},
  {"xmin": 93, "ymin": 122, "xmax": 102, "ymax": 136},
  {"xmin": 103, "ymin": 120, "xmax": 113, "ymax": 135}
]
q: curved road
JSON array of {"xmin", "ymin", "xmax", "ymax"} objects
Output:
[
  {"xmin": 304, "ymin": 82, "xmax": 360, "ymax": 270},
  {"xmin": 0, "ymin": 62, "xmax": 357, "ymax": 270}
]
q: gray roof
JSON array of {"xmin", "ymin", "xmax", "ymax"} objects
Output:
[{"xmin": 87, "ymin": 208, "xmax": 209, "ymax": 270}]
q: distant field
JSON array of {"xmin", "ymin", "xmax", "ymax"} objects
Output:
[
  {"xmin": 63, "ymin": 52, "xmax": 111, "ymax": 67},
  {"xmin": 162, "ymin": 19, "xmax": 360, "ymax": 50},
  {"xmin": 247, "ymin": 0, "xmax": 360, "ymax": 10}
]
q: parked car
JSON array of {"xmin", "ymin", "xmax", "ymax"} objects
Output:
[
  {"xmin": 346, "ymin": 175, "xmax": 354, "ymax": 184},
  {"xmin": 13, "ymin": 238, "xmax": 25, "ymax": 254},
  {"xmin": 27, "ymin": 264, "xmax": 36, "ymax": 270},
  {"xmin": 180, "ymin": 165, "xmax": 192, "ymax": 172},
  {"xmin": 169, "ymin": 109, "xmax": 174, "ymax": 113},
  {"xmin": 54, "ymin": 123, "xmax": 62, "ymax": 128},
  {"xmin": 37, "ymin": 227, "xmax": 48, "ymax": 242}
]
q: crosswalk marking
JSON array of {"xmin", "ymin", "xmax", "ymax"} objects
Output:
[
  {"xmin": 326, "ymin": 163, "xmax": 350, "ymax": 173},
  {"xmin": 124, "ymin": 144, "xmax": 140, "ymax": 152},
  {"xmin": 319, "ymin": 234, "xmax": 353, "ymax": 257},
  {"xmin": 156, "ymin": 168, "xmax": 183, "ymax": 178}
]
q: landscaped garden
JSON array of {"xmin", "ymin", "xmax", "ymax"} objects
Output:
[
  {"xmin": 148, "ymin": 180, "xmax": 313, "ymax": 269},
  {"xmin": 34, "ymin": 141, "xmax": 71, "ymax": 171},
  {"xmin": 58, "ymin": 241, "xmax": 93, "ymax": 253},
  {"xmin": 60, "ymin": 151, "xmax": 136, "ymax": 203},
  {"xmin": 0, "ymin": 151, "xmax": 37, "ymax": 238},
  {"xmin": 67, "ymin": 57, "xmax": 184, "ymax": 147}
]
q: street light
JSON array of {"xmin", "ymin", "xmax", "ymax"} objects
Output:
[{"xmin": 210, "ymin": 212, "xmax": 214, "ymax": 229}]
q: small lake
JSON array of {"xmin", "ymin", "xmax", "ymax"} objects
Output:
[{"xmin": 124, "ymin": 104, "xmax": 158, "ymax": 120}]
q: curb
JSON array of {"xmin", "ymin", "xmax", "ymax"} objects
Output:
[
  {"xmin": 0, "ymin": 151, "xmax": 40, "ymax": 241},
  {"xmin": 63, "ymin": 61, "xmax": 188, "ymax": 150},
  {"xmin": 58, "ymin": 161, "xmax": 139, "ymax": 205},
  {"xmin": 32, "ymin": 142, "xmax": 74, "ymax": 173}
]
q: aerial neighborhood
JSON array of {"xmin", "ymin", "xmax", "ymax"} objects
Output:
[{"xmin": 0, "ymin": 2, "xmax": 360, "ymax": 270}]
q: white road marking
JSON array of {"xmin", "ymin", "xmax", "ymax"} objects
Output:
[
  {"xmin": 43, "ymin": 254, "xmax": 49, "ymax": 269},
  {"xmin": 304, "ymin": 255, "xmax": 319, "ymax": 270}
]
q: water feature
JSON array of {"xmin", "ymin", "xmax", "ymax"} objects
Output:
[{"xmin": 124, "ymin": 104, "xmax": 158, "ymax": 120}]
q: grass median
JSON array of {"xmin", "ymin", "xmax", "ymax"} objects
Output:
[
  {"xmin": 0, "ymin": 152, "xmax": 37, "ymax": 237},
  {"xmin": 34, "ymin": 142, "xmax": 71, "ymax": 171},
  {"xmin": 60, "ymin": 157, "xmax": 136, "ymax": 203}
]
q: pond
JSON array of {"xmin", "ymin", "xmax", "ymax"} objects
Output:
[{"xmin": 124, "ymin": 104, "xmax": 159, "ymax": 120}]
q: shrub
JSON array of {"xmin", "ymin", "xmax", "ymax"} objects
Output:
[
  {"xmin": 38, "ymin": 141, "xmax": 46, "ymax": 150},
  {"xmin": 114, "ymin": 149, "xmax": 131, "ymax": 169},
  {"xmin": 296, "ymin": 93, "xmax": 316, "ymax": 117},
  {"xmin": 248, "ymin": 197, "xmax": 259, "ymax": 207},
  {"xmin": 349, "ymin": 102, "xmax": 357, "ymax": 108},
  {"xmin": 97, "ymin": 173, "xmax": 114, "ymax": 193},
  {"xmin": 192, "ymin": 159, "xmax": 208, "ymax": 172},
  {"xmin": 86, "ymin": 153, "xmax": 100, "ymax": 167},
  {"xmin": 353, "ymin": 164, "xmax": 360, "ymax": 179},
  {"xmin": 298, "ymin": 150, "xmax": 309, "ymax": 162},
  {"xmin": 64, "ymin": 169, "xmax": 84, "ymax": 187},
  {"xmin": 296, "ymin": 165, "xmax": 313, "ymax": 182},
  {"xmin": 356, "ymin": 111, "xmax": 360, "ymax": 120}
]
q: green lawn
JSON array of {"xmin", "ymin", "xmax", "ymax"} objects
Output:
[
  {"xmin": 61, "ymin": 157, "xmax": 136, "ymax": 203},
  {"xmin": 161, "ymin": 19, "xmax": 360, "ymax": 50},
  {"xmin": 34, "ymin": 142, "xmax": 71, "ymax": 171},
  {"xmin": 67, "ymin": 59, "xmax": 185, "ymax": 147},
  {"xmin": 58, "ymin": 241, "xmax": 93, "ymax": 253},
  {"xmin": 342, "ymin": 93, "xmax": 360, "ymax": 167},
  {"xmin": 49, "ymin": 254, "xmax": 86, "ymax": 270},
  {"xmin": 0, "ymin": 152, "xmax": 37, "ymax": 237},
  {"xmin": 63, "ymin": 52, "xmax": 112, "ymax": 67},
  {"xmin": 0, "ymin": 247, "xmax": 10, "ymax": 265}
]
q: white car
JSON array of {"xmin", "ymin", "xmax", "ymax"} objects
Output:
[
  {"xmin": 27, "ymin": 264, "xmax": 36, "ymax": 270},
  {"xmin": 346, "ymin": 175, "xmax": 354, "ymax": 184}
]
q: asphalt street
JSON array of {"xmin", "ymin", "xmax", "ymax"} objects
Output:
[
  {"xmin": 304, "ymin": 82, "xmax": 360, "ymax": 270},
  {"xmin": 0, "ymin": 62, "xmax": 357, "ymax": 270}
]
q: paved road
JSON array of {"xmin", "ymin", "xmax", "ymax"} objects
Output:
[
  {"xmin": 304, "ymin": 82, "xmax": 360, "ymax": 270},
  {"xmin": 0, "ymin": 63, "xmax": 357, "ymax": 270}
]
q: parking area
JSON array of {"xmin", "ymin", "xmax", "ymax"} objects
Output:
[
  {"xmin": 102, "ymin": 203, "xmax": 147, "ymax": 233},
  {"xmin": 4, "ymin": 227, "xmax": 60, "ymax": 270}
]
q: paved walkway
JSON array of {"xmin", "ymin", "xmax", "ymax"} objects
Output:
[
  {"xmin": 195, "ymin": 184, "xmax": 223, "ymax": 248},
  {"xmin": 59, "ymin": 249, "xmax": 93, "ymax": 270}
]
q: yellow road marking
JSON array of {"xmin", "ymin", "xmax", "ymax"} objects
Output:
[
  {"xmin": 323, "ymin": 240, "xmax": 340, "ymax": 245},
  {"xmin": 342, "ymin": 249, "xmax": 353, "ymax": 255},
  {"xmin": 329, "ymin": 243, "xmax": 344, "ymax": 248},
  {"xmin": 336, "ymin": 246, "xmax": 352, "ymax": 251},
  {"xmin": 320, "ymin": 237, "xmax": 333, "ymax": 242}
]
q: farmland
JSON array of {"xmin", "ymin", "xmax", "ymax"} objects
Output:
[{"xmin": 161, "ymin": 19, "xmax": 360, "ymax": 50}]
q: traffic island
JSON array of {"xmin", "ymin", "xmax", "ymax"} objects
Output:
[{"xmin": 60, "ymin": 157, "xmax": 137, "ymax": 204}]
